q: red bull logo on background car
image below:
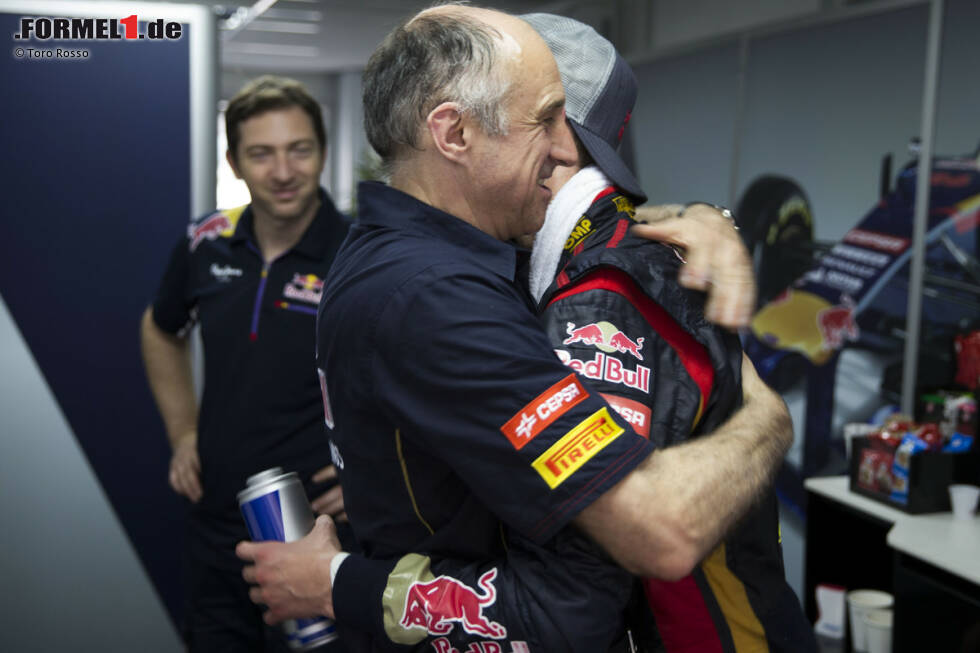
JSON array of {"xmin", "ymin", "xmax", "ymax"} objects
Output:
[{"xmin": 400, "ymin": 568, "xmax": 507, "ymax": 640}]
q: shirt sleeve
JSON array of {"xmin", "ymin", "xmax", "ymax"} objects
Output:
[
  {"xmin": 332, "ymin": 527, "xmax": 632, "ymax": 652},
  {"xmin": 151, "ymin": 236, "xmax": 196, "ymax": 336},
  {"xmin": 373, "ymin": 268, "xmax": 654, "ymax": 543}
]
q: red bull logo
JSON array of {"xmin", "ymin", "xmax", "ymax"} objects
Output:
[
  {"xmin": 283, "ymin": 273, "xmax": 324, "ymax": 305},
  {"xmin": 431, "ymin": 639, "xmax": 530, "ymax": 653},
  {"xmin": 817, "ymin": 296, "xmax": 860, "ymax": 350},
  {"xmin": 563, "ymin": 321, "xmax": 644, "ymax": 360},
  {"xmin": 188, "ymin": 213, "xmax": 231, "ymax": 251},
  {"xmin": 554, "ymin": 349, "xmax": 651, "ymax": 393},
  {"xmin": 400, "ymin": 569, "xmax": 507, "ymax": 640}
]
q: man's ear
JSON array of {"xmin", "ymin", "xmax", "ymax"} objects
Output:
[
  {"xmin": 225, "ymin": 149, "xmax": 243, "ymax": 180},
  {"xmin": 426, "ymin": 102, "xmax": 469, "ymax": 162}
]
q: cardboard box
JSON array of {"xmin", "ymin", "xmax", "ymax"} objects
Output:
[{"xmin": 848, "ymin": 435, "xmax": 980, "ymax": 513}]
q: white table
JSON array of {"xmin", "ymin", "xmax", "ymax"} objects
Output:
[{"xmin": 804, "ymin": 475, "xmax": 980, "ymax": 653}]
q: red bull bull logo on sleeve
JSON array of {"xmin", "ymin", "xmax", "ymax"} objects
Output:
[
  {"xmin": 400, "ymin": 568, "xmax": 507, "ymax": 640},
  {"xmin": 563, "ymin": 321, "xmax": 644, "ymax": 360},
  {"xmin": 188, "ymin": 212, "xmax": 232, "ymax": 252}
]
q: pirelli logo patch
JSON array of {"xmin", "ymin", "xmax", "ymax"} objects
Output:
[
  {"xmin": 501, "ymin": 374, "xmax": 587, "ymax": 450},
  {"xmin": 532, "ymin": 407, "xmax": 624, "ymax": 489}
]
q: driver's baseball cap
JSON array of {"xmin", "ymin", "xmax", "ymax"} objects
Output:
[{"xmin": 521, "ymin": 13, "xmax": 646, "ymax": 203}]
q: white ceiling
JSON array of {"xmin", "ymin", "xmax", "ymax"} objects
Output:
[{"xmin": 195, "ymin": 0, "xmax": 564, "ymax": 73}]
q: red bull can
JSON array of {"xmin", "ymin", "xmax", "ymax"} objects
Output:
[{"xmin": 238, "ymin": 467, "xmax": 339, "ymax": 650}]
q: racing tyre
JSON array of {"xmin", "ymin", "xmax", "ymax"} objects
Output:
[{"xmin": 736, "ymin": 176, "xmax": 815, "ymax": 307}]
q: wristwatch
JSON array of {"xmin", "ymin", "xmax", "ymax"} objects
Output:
[{"xmin": 681, "ymin": 201, "xmax": 738, "ymax": 230}]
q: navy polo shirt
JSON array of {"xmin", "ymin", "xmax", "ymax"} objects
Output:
[
  {"xmin": 152, "ymin": 190, "xmax": 349, "ymax": 559},
  {"xmin": 316, "ymin": 181, "xmax": 654, "ymax": 561}
]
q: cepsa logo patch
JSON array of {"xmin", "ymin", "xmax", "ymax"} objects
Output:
[
  {"xmin": 501, "ymin": 374, "xmax": 587, "ymax": 450},
  {"xmin": 532, "ymin": 407, "xmax": 624, "ymax": 489}
]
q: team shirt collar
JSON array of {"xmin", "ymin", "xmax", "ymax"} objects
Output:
[
  {"xmin": 230, "ymin": 188, "xmax": 345, "ymax": 259},
  {"xmin": 356, "ymin": 181, "xmax": 518, "ymax": 282}
]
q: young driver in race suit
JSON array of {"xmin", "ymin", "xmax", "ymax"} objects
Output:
[
  {"xmin": 238, "ymin": 10, "xmax": 805, "ymax": 653},
  {"xmin": 525, "ymin": 14, "xmax": 816, "ymax": 652}
]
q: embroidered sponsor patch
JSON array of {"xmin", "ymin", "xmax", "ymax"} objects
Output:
[
  {"xmin": 188, "ymin": 213, "xmax": 231, "ymax": 252},
  {"xmin": 432, "ymin": 638, "xmax": 527, "ymax": 653},
  {"xmin": 209, "ymin": 263, "xmax": 243, "ymax": 281},
  {"xmin": 532, "ymin": 407, "xmax": 624, "ymax": 489},
  {"xmin": 611, "ymin": 195, "xmax": 636, "ymax": 218},
  {"xmin": 500, "ymin": 374, "xmax": 587, "ymax": 450},
  {"xmin": 283, "ymin": 273, "xmax": 324, "ymax": 305},
  {"xmin": 554, "ymin": 349, "xmax": 651, "ymax": 393},
  {"xmin": 563, "ymin": 321, "xmax": 644, "ymax": 360},
  {"xmin": 564, "ymin": 216, "xmax": 594, "ymax": 251},
  {"xmin": 400, "ymin": 568, "xmax": 507, "ymax": 640},
  {"xmin": 600, "ymin": 393, "xmax": 651, "ymax": 439}
]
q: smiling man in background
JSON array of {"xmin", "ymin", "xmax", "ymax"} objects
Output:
[{"xmin": 140, "ymin": 76, "xmax": 349, "ymax": 652}]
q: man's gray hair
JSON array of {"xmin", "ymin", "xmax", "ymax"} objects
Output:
[{"xmin": 362, "ymin": 8, "xmax": 511, "ymax": 168}]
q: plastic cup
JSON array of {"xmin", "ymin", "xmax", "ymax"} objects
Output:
[
  {"xmin": 949, "ymin": 484, "xmax": 980, "ymax": 520},
  {"xmin": 863, "ymin": 609, "xmax": 892, "ymax": 653},
  {"xmin": 846, "ymin": 590, "xmax": 893, "ymax": 652}
]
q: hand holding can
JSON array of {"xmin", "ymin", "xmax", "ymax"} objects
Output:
[{"xmin": 238, "ymin": 467, "xmax": 339, "ymax": 650}]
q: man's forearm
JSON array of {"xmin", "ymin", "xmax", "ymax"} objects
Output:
[
  {"xmin": 576, "ymin": 353, "xmax": 791, "ymax": 579},
  {"xmin": 139, "ymin": 306, "xmax": 198, "ymax": 445}
]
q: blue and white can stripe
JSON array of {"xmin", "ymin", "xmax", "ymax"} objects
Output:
[{"xmin": 238, "ymin": 467, "xmax": 339, "ymax": 650}]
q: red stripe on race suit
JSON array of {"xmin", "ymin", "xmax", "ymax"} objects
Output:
[
  {"xmin": 606, "ymin": 219, "xmax": 630, "ymax": 249},
  {"xmin": 547, "ymin": 267, "xmax": 714, "ymax": 422},
  {"xmin": 643, "ymin": 576, "xmax": 725, "ymax": 653}
]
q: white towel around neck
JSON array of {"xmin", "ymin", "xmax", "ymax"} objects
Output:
[{"xmin": 529, "ymin": 165, "xmax": 613, "ymax": 303}]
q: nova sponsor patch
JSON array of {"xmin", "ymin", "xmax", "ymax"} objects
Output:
[
  {"xmin": 501, "ymin": 374, "xmax": 587, "ymax": 450},
  {"xmin": 600, "ymin": 393, "xmax": 651, "ymax": 439},
  {"xmin": 283, "ymin": 273, "xmax": 324, "ymax": 305},
  {"xmin": 532, "ymin": 407, "xmax": 625, "ymax": 489},
  {"xmin": 554, "ymin": 349, "xmax": 651, "ymax": 393},
  {"xmin": 401, "ymin": 569, "xmax": 507, "ymax": 639}
]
